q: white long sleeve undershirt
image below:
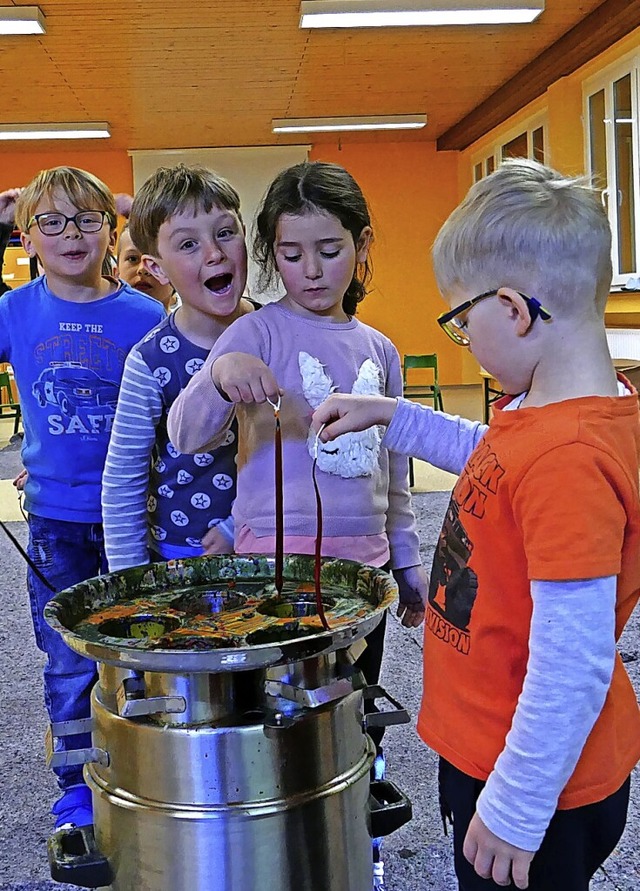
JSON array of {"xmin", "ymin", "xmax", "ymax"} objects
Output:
[{"xmin": 477, "ymin": 576, "xmax": 616, "ymax": 851}]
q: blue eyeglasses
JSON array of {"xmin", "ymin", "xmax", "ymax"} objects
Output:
[{"xmin": 437, "ymin": 289, "xmax": 552, "ymax": 346}]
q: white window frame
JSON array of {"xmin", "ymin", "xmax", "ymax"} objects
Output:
[
  {"xmin": 471, "ymin": 112, "xmax": 548, "ymax": 182},
  {"xmin": 584, "ymin": 55, "xmax": 640, "ymax": 287}
]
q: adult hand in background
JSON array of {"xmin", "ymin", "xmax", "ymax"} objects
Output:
[{"xmin": 0, "ymin": 189, "xmax": 22, "ymax": 226}]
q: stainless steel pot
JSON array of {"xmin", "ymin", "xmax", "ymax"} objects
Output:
[{"xmin": 44, "ymin": 556, "xmax": 412, "ymax": 891}]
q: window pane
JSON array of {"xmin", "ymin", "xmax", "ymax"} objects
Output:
[
  {"xmin": 588, "ymin": 89, "xmax": 607, "ymax": 193},
  {"xmin": 502, "ymin": 132, "xmax": 528, "ymax": 159},
  {"xmin": 486, "ymin": 156, "xmax": 495, "ymax": 175},
  {"xmin": 474, "ymin": 162, "xmax": 482, "ymax": 182},
  {"xmin": 613, "ymin": 73, "xmax": 636, "ymax": 274},
  {"xmin": 532, "ymin": 126, "xmax": 545, "ymax": 163}
]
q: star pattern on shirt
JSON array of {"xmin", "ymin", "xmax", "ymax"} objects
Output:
[
  {"xmin": 191, "ymin": 492, "xmax": 211, "ymax": 509},
  {"xmin": 171, "ymin": 510, "xmax": 189, "ymax": 527},
  {"xmin": 222, "ymin": 429, "xmax": 236, "ymax": 446},
  {"xmin": 186, "ymin": 357, "xmax": 204, "ymax": 376},
  {"xmin": 212, "ymin": 473, "xmax": 233, "ymax": 490},
  {"xmin": 194, "ymin": 453, "xmax": 214, "ymax": 467},
  {"xmin": 154, "ymin": 367, "xmax": 171, "ymax": 388},
  {"xmin": 160, "ymin": 335, "xmax": 180, "ymax": 354}
]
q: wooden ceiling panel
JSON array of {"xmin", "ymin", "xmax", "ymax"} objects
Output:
[{"xmin": 0, "ymin": 0, "xmax": 630, "ymax": 153}]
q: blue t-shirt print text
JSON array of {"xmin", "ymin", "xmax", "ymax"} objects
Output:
[{"xmin": 32, "ymin": 360, "xmax": 118, "ymax": 439}]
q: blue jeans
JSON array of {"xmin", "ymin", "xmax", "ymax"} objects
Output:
[{"xmin": 27, "ymin": 514, "xmax": 107, "ymax": 791}]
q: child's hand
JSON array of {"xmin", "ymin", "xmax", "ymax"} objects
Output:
[
  {"xmin": 311, "ymin": 394, "xmax": 397, "ymax": 441},
  {"xmin": 201, "ymin": 525, "xmax": 234, "ymax": 555},
  {"xmin": 0, "ymin": 189, "xmax": 21, "ymax": 227},
  {"xmin": 12, "ymin": 468, "xmax": 27, "ymax": 491},
  {"xmin": 464, "ymin": 812, "xmax": 534, "ymax": 889},
  {"xmin": 211, "ymin": 353, "xmax": 282, "ymax": 404},
  {"xmin": 392, "ymin": 564, "xmax": 428, "ymax": 627}
]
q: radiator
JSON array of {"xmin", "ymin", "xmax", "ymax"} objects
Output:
[{"xmin": 605, "ymin": 328, "xmax": 640, "ymax": 361}]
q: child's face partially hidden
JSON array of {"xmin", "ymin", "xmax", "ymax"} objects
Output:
[
  {"xmin": 444, "ymin": 286, "xmax": 539, "ymax": 395},
  {"xmin": 117, "ymin": 229, "xmax": 175, "ymax": 310},
  {"xmin": 145, "ymin": 206, "xmax": 247, "ymax": 321},
  {"xmin": 21, "ymin": 189, "xmax": 116, "ymax": 288},
  {"xmin": 275, "ymin": 210, "xmax": 371, "ymax": 321}
]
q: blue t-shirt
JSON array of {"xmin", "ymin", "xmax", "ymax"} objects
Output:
[{"xmin": 0, "ymin": 275, "xmax": 164, "ymax": 523}]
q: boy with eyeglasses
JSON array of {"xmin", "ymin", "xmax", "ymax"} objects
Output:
[
  {"xmin": 312, "ymin": 160, "xmax": 640, "ymax": 891},
  {"xmin": 0, "ymin": 170, "xmax": 163, "ymax": 831}
]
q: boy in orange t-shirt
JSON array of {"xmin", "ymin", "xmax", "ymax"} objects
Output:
[{"xmin": 312, "ymin": 159, "xmax": 640, "ymax": 891}]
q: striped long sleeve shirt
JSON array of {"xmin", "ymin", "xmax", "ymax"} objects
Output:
[{"xmin": 101, "ymin": 312, "xmax": 236, "ymax": 571}]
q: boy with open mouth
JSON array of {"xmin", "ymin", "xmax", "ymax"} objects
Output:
[{"xmin": 102, "ymin": 163, "xmax": 258, "ymax": 571}]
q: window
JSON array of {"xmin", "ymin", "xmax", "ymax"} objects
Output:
[
  {"xmin": 471, "ymin": 116, "xmax": 547, "ymax": 182},
  {"xmin": 585, "ymin": 60, "xmax": 640, "ymax": 285}
]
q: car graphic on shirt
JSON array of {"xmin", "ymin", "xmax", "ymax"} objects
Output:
[{"xmin": 32, "ymin": 362, "xmax": 119, "ymax": 417}]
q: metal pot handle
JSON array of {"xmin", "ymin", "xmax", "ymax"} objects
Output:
[
  {"xmin": 369, "ymin": 779, "xmax": 413, "ymax": 838},
  {"xmin": 45, "ymin": 718, "xmax": 109, "ymax": 769},
  {"xmin": 363, "ymin": 683, "xmax": 410, "ymax": 728},
  {"xmin": 48, "ymin": 825, "xmax": 112, "ymax": 888}
]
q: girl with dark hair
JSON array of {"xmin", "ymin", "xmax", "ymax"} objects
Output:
[
  {"xmin": 169, "ymin": 159, "xmax": 427, "ymax": 628},
  {"xmin": 169, "ymin": 161, "xmax": 428, "ymax": 884}
]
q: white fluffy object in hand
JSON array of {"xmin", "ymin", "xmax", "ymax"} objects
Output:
[{"xmin": 299, "ymin": 351, "xmax": 382, "ymax": 478}]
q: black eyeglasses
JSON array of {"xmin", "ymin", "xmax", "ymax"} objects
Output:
[
  {"xmin": 27, "ymin": 210, "xmax": 111, "ymax": 236},
  {"xmin": 437, "ymin": 289, "xmax": 552, "ymax": 346}
]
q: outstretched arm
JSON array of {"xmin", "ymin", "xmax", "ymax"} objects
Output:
[
  {"xmin": 312, "ymin": 393, "xmax": 396, "ymax": 439},
  {"xmin": 167, "ymin": 350, "xmax": 281, "ymax": 453},
  {"xmin": 312, "ymin": 394, "xmax": 487, "ymax": 475}
]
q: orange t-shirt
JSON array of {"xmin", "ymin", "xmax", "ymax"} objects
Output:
[{"xmin": 417, "ymin": 389, "xmax": 640, "ymax": 809}]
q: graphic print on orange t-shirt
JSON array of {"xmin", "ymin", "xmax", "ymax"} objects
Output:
[{"xmin": 426, "ymin": 440, "xmax": 505, "ymax": 656}]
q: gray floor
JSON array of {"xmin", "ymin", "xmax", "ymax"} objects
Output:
[{"xmin": 0, "ymin": 439, "xmax": 638, "ymax": 889}]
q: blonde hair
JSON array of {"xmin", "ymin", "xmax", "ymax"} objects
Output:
[
  {"xmin": 15, "ymin": 166, "xmax": 116, "ymax": 233},
  {"xmin": 432, "ymin": 159, "xmax": 613, "ymax": 314},
  {"xmin": 129, "ymin": 164, "xmax": 241, "ymax": 256}
]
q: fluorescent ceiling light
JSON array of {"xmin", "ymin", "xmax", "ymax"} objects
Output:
[
  {"xmin": 300, "ymin": 0, "xmax": 544, "ymax": 27},
  {"xmin": 0, "ymin": 123, "xmax": 111, "ymax": 140},
  {"xmin": 0, "ymin": 6, "xmax": 45, "ymax": 34},
  {"xmin": 273, "ymin": 114, "xmax": 427, "ymax": 133}
]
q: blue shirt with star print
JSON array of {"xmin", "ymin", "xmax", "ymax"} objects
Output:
[{"xmin": 101, "ymin": 310, "xmax": 238, "ymax": 569}]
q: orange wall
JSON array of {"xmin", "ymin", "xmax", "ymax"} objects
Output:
[
  {"xmin": 2, "ymin": 143, "xmax": 465, "ymax": 380},
  {"xmin": 310, "ymin": 141, "xmax": 463, "ymax": 383},
  {"xmin": 0, "ymin": 150, "xmax": 133, "ymax": 196}
]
